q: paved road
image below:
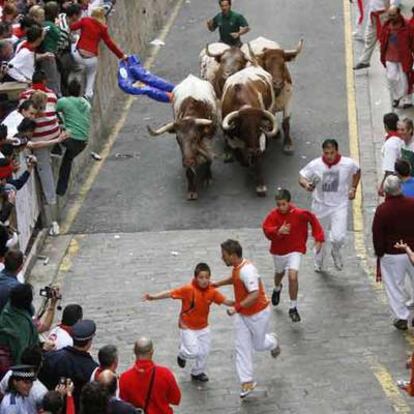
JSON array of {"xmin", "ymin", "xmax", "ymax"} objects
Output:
[
  {"xmin": 69, "ymin": 0, "xmax": 347, "ymax": 234},
  {"xmin": 30, "ymin": 0, "xmax": 414, "ymax": 412}
]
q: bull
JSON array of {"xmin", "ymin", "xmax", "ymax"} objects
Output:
[
  {"xmin": 199, "ymin": 42, "xmax": 251, "ymax": 98},
  {"xmin": 221, "ymin": 66, "xmax": 278, "ymax": 196},
  {"xmin": 147, "ymin": 75, "xmax": 218, "ymax": 201},
  {"xmin": 241, "ymin": 36, "xmax": 303, "ymax": 154}
]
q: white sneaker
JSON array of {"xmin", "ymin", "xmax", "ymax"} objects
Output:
[
  {"xmin": 314, "ymin": 262, "xmax": 323, "ymax": 273},
  {"xmin": 331, "ymin": 249, "xmax": 343, "ymax": 271},
  {"xmin": 48, "ymin": 221, "xmax": 60, "ymax": 236},
  {"xmin": 352, "ymin": 31, "xmax": 364, "ymax": 41}
]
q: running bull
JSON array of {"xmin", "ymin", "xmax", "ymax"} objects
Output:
[
  {"xmin": 221, "ymin": 66, "xmax": 278, "ymax": 196},
  {"xmin": 241, "ymin": 36, "xmax": 303, "ymax": 154},
  {"xmin": 147, "ymin": 75, "xmax": 218, "ymax": 200}
]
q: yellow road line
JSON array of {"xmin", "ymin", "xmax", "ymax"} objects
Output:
[
  {"xmin": 60, "ymin": 0, "xmax": 186, "ymax": 234},
  {"xmin": 344, "ymin": 1, "xmax": 411, "ymax": 411}
]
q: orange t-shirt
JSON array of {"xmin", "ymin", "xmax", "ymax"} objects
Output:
[{"xmin": 170, "ymin": 280, "xmax": 226, "ymax": 330}]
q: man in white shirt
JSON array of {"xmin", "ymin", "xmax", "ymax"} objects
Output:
[
  {"xmin": 2, "ymin": 100, "xmax": 37, "ymax": 139},
  {"xmin": 47, "ymin": 304, "xmax": 83, "ymax": 350},
  {"xmin": 214, "ymin": 239, "xmax": 280, "ymax": 399},
  {"xmin": 354, "ymin": 0, "xmax": 397, "ymax": 70},
  {"xmin": 299, "ymin": 139, "xmax": 361, "ymax": 271},
  {"xmin": 379, "ymin": 112, "xmax": 403, "ymax": 195}
]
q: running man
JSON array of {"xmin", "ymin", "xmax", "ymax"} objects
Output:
[
  {"xmin": 214, "ymin": 239, "xmax": 280, "ymax": 399},
  {"xmin": 299, "ymin": 139, "xmax": 361, "ymax": 271},
  {"xmin": 262, "ymin": 188, "xmax": 324, "ymax": 322}
]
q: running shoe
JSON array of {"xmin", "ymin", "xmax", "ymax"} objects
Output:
[
  {"xmin": 191, "ymin": 373, "xmax": 209, "ymax": 382},
  {"xmin": 331, "ymin": 249, "xmax": 343, "ymax": 271},
  {"xmin": 271, "ymin": 285, "xmax": 282, "ymax": 306},
  {"xmin": 240, "ymin": 381, "xmax": 257, "ymax": 398},
  {"xmin": 288, "ymin": 307, "xmax": 301, "ymax": 323},
  {"xmin": 177, "ymin": 355, "xmax": 186, "ymax": 368},
  {"xmin": 393, "ymin": 319, "xmax": 408, "ymax": 330}
]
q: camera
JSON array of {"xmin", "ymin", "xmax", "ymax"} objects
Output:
[
  {"xmin": 59, "ymin": 377, "xmax": 66, "ymax": 385},
  {"xmin": 39, "ymin": 286, "xmax": 61, "ymax": 300}
]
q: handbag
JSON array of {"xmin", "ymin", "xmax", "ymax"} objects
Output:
[{"xmin": 136, "ymin": 367, "xmax": 156, "ymax": 414}]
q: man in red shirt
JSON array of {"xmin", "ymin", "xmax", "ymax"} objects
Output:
[
  {"xmin": 119, "ymin": 337, "xmax": 181, "ymax": 414},
  {"xmin": 380, "ymin": 6, "xmax": 414, "ymax": 109},
  {"xmin": 262, "ymin": 188, "xmax": 324, "ymax": 322}
]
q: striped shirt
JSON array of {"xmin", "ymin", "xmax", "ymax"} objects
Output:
[{"xmin": 19, "ymin": 84, "xmax": 60, "ymax": 141}]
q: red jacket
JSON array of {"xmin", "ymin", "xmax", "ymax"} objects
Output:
[
  {"xmin": 380, "ymin": 18, "xmax": 414, "ymax": 74},
  {"xmin": 372, "ymin": 195, "xmax": 414, "ymax": 256},
  {"xmin": 70, "ymin": 17, "xmax": 124, "ymax": 59},
  {"xmin": 262, "ymin": 204, "xmax": 325, "ymax": 255},
  {"xmin": 119, "ymin": 360, "xmax": 181, "ymax": 414}
]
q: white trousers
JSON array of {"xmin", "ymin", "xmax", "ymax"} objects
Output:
[
  {"xmin": 72, "ymin": 49, "xmax": 98, "ymax": 99},
  {"xmin": 386, "ymin": 62, "xmax": 411, "ymax": 105},
  {"xmin": 313, "ymin": 205, "xmax": 348, "ymax": 266},
  {"xmin": 234, "ymin": 306, "xmax": 277, "ymax": 384},
  {"xmin": 178, "ymin": 327, "xmax": 211, "ymax": 376},
  {"xmin": 353, "ymin": 1, "xmax": 368, "ymax": 37},
  {"xmin": 381, "ymin": 254, "xmax": 414, "ymax": 320},
  {"xmin": 358, "ymin": 21, "xmax": 378, "ymax": 65},
  {"xmin": 33, "ymin": 147, "xmax": 56, "ymax": 205}
]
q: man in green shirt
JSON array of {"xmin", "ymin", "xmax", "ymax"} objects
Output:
[
  {"xmin": 55, "ymin": 79, "xmax": 91, "ymax": 196},
  {"xmin": 41, "ymin": 1, "xmax": 62, "ymax": 96},
  {"xmin": 207, "ymin": 0, "xmax": 250, "ymax": 47}
]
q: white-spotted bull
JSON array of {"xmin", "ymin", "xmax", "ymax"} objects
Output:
[
  {"xmin": 241, "ymin": 36, "xmax": 303, "ymax": 154},
  {"xmin": 199, "ymin": 42, "xmax": 250, "ymax": 98},
  {"xmin": 147, "ymin": 75, "xmax": 218, "ymax": 200},
  {"xmin": 221, "ymin": 66, "xmax": 278, "ymax": 196}
]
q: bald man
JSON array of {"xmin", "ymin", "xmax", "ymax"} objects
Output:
[
  {"xmin": 98, "ymin": 370, "xmax": 137, "ymax": 414},
  {"xmin": 119, "ymin": 337, "xmax": 181, "ymax": 413}
]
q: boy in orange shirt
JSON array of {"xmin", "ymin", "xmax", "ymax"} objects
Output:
[{"xmin": 144, "ymin": 262, "xmax": 234, "ymax": 382}]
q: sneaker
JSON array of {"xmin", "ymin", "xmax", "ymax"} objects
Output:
[
  {"xmin": 353, "ymin": 62, "xmax": 370, "ymax": 70},
  {"xmin": 271, "ymin": 285, "xmax": 282, "ymax": 306},
  {"xmin": 331, "ymin": 249, "xmax": 343, "ymax": 271},
  {"xmin": 288, "ymin": 307, "xmax": 301, "ymax": 323},
  {"xmin": 48, "ymin": 221, "xmax": 60, "ymax": 236},
  {"xmin": 177, "ymin": 355, "xmax": 186, "ymax": 368},
  {"xmin": 268, "ymin": 332, "xmax": 281, "ymax": 358},
  {"xmin": 240, "ymin": 381, "xmax": 257, "ymax": 398},
  {"xmin": 397, "ymin": 379, "xmax": 410, "ymax": 389},
  {"xmin": 314, "ymin": 262, "xmax": 323, "ymax": 273},
  {"xmin": 393, "ymin": 319, "xmax": 408, "ymax": 330},
  {"xmin": 191, "ymin": 373, "xmax": 209, "ymax": 382}
]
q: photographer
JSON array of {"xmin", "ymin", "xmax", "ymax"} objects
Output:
[
  {"xmin": 40, "ymin": 379, "xmax": 75, "ymax": 414},
  {"xmin": 0, "ymin": 283, "xmax": 61, "ymax": 375}
]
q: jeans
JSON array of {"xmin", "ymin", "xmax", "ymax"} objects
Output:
[{"xmin": 56, "ymin": 138, "xmax": 87, "ymax": 196}]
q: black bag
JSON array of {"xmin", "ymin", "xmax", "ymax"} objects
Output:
[{"xmin": 136, "ymin": 367, "xmax": 156, "ymax": 414}]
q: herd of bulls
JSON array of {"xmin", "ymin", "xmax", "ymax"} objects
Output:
[{"xmin": 147, "ymin": 36, "xmax": 303, "ymax": 200}]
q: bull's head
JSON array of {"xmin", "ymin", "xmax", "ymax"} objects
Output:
[
  {"xmin": 222, "ymin": 107, "xmax": 278, "ymax": 165},
  {"xmin": 206, "ymin": 43, "xmax": 254, "ymax": 79},
  {"xmin": 251, "ymin": 39, "xmax": 304, "ymax": 96},
  {"xmin": 147, "ymin": 117, "xmax": 215, "ymax": 168}
]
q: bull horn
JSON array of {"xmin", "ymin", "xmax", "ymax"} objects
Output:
[
  {"xmin": 222, "ymin": 110, "xmax": 239, "ymax": 130},
  {"xmin": 261, "ymin": 110, "xmax": 278, "ymax": 136},
  {"xmin": 284, "ymin": 38, "xmax": 304, "ymax": 60},
  {"xmin": 194, "ymin": 118, "xmax": 213, "ymax": 126},
  {"xmin": 205, "ymin": 43, "xmax": 221, "ymax": 58},
  {"xmin": 146, "ymin": 122, "xmax": 175, "ymax": 136},
  {"xmin": 246, "ymin": 42, "xmax": 259, "ymax": 66}
]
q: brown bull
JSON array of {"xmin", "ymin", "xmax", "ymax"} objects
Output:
[
  {"xmin": 242, "ymin": 37, "xmax": 303, "ymax": 154},
  {"xmin": 221, "ymin": 66, "xmax": 278, "ymax": 196},
  {"xmin": 147, "ymin": 75, "xmax": 217, "ymax": 200}
]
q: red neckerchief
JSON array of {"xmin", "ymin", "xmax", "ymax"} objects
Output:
[
  {"xmin": 59, "ymin": 323, "xmax": 73, "ymax": 335},
  {"xmin": 19, "ymin": 40, "xmax": 35, "ymax": 52},
  {"xmin": 322, "ymin": 153, "xmax": 341, "ymax": 168},
  {"xmin": 31, "ymin": 82, "xmax": 49, "ymax": 92},
  {"xmin": 385, "ymin": 131, "xmax": 400, "ymax": 141}
]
